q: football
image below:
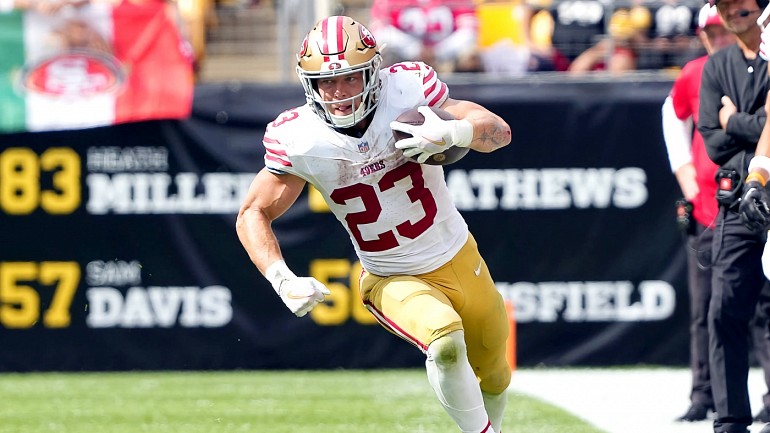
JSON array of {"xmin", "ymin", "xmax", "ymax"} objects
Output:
[{"xmin": 392, "ymin": 106, "xmax": 470, "ymax": 165}]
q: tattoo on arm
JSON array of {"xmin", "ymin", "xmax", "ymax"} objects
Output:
[{"xmin": 473, "ymin": 123, "xmax": 510, "ymax": 152}]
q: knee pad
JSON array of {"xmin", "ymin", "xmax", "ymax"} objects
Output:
[{"xmin": 428, "ymin": 331, "xmax": 467, "ymax": 369}]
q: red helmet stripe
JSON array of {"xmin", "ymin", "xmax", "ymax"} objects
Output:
[
  {"xmin": 320, "ymin": 16, "xmax": 346, "ymax": 57},
  {"xmin": 321, "ymin": 18, "xmax": 330, "ymax": 54}
]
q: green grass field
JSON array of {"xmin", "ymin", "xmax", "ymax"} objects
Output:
[{"xmin": 0, "ymin": 369, "xmax": 606, "ymax": 433}]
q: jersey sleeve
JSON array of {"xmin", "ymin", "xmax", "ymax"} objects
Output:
[
  {"xmin": 262, "ymin": 111, "xmax": 295, "ymax": 175},
  {"xmin": 669, "ymin": 63, "xmax": 694, "ymax": 120},
  {"xmin": 661, "ymin": 95, "xmax": 693, "ymax": 172},
  {"xmin": 385, "ymin": 61, "xmax": 450, "ymax": 108},
  {"xmin": 421, "ymin": 62, "xmax": 450, "ymax": 107}
]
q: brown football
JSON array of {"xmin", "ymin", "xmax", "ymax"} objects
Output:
[{"xmin": 392, "ymin": 106, "xmax": 470, "ymax": 165}]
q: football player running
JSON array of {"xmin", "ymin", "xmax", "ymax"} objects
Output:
[{"xmin": 236, "ymin": 15, "xmax": 512, "ymax": 433}]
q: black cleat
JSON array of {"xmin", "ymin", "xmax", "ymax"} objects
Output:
[{"xmin": 675, "ymin": 404, "xmax": 714, "ymax": 422}]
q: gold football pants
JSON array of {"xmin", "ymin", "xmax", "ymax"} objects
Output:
[{"xmin": 360, "ymin": 233, "xmax": 511, "ymax": 394}]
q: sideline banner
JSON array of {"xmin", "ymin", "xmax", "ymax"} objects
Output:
[
  {"xmin": 0, "ymin": 0, "xmax": 194, "ymax": 134},
  {"xmin": 0, "ymin": 80, "xmax": 688, "ymax": 371}
]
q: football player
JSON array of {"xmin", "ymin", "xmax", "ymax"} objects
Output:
[{"xmin": 236, "ymin": 15, "xmax": 512, "ymax": 433}]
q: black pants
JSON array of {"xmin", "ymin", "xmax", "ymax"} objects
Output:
[
  {"xmin": 710, "ymin": 208, "xmax": 770, "ymax": 432},
  {"xmin": 687, "ymin": 224, "xmax": 770, "ymax": 410},
  {"xmin": 687, "ymin": 223, "xmax": 714, "ymax": 408}
]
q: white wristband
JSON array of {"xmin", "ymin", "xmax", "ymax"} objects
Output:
[
  {"xmin": 452, "ymin": 119, "xmax": 474, "ymax": 148},
  {"xmin": 265, "ymin": 260, "xmax": 296, "ymax": 295},
  {"xmin": 749, "ymin": 155, "xmax": 770, "ymax": 174}
]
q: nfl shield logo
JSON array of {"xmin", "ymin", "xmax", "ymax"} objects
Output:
[{"xmin": 357, "ymin": 141, "xmax": 370, "ymax": 153}]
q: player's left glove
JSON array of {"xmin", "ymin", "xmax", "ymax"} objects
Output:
[
  {"xmin": 739, "ymin": 180, "xmax": 770, "ymax": 233},
  {"xmin": 391, "ymin": 106, "xmax": 473, "ymax": 164}
]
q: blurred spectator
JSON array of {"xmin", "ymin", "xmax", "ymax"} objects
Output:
[
  {"xmin": 369, "ymin": 0, "xmax": 479, "ymax": 73},
  {"xmin": 640, "ymin": 0, "xmax": 701, "ymax": 70},
  {"xmin": 474, "ymin": 0, "xmax": 567, "ymax": 75},
  {"xmin": 549, "ymin": 0, "xmax": 606, "ymax": 63},
  {"xmin": 175, "ymin": 0, "xmax": 214, "ymax": 78},
  {"xmin": 567, "ymin": 6, "xmax": 652, "ymax": 74},
  {"xmin": 523, "ymin": 0, "xmax": 570, "ymax": 71}
]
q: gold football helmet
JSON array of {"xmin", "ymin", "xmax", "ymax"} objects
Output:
[{"xmin": 296, "ymin": 16, "xmax": 382, "ymax": 128}]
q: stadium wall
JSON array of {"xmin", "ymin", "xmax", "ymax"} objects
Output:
[{"xmin": 0, "ymin": 78, "xmax": 690, "ymax": 371}]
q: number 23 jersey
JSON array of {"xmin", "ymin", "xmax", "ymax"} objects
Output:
[{"xmin": 262, "ymin": 62, "xmax": 468, "ymax": 276}]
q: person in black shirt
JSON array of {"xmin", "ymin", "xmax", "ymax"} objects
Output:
[{"xmin": 699, "ymin": 0, "xmax": 770, "ymax": 432}]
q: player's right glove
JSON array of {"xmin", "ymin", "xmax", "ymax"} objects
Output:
[
  {"xmin": 739, "ymin": 180, "xmax": 770, "ymax": 233},
  {"xmin": 266, "ymin": 260, "xmax": 330, "ymax": 317},
  {"xmin": 391, "ymin": 106, "xmax": 473, "ymax": 162}
]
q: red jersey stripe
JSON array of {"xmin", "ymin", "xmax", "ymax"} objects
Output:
[
  {"xmin": 425, "ymin": 79, "xmax": 438, "ymax": 100},
  {"xmin": 265, "ymin": 154, "xmax": 292, "ymax": 167},
  {"xmin": 423, "ymin": 66, "xmax": 436, "ymax": 84},
  {"xmin": 428, "ymin": 82, "xmax": 448, "ymax": 106},
  {"xmin": 263, "ymin": 144, "xmax": 288, "ymax": 157}
]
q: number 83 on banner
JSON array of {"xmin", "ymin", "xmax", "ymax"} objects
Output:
[{"xmin": 0, "ymin": 147, "xmax": 80, "ymax": 215}]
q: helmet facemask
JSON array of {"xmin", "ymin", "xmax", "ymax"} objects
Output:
[{"xmin": 296, "ymin": 16, "xmax": 382, "ymax": 129}]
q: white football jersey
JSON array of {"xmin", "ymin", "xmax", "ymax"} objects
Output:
[{"xmin": 262, "ymin": 62, "xmax": 468, "ymax": 276}]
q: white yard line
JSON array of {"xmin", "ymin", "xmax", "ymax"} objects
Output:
[{"xmin": 508, "ymin": 368, "xmax": 768, "ymax": 433}]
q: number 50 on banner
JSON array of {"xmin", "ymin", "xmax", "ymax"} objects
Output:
[{"xmin": 0, "ymin": 147, "xmax": 81, "ymax": 215}]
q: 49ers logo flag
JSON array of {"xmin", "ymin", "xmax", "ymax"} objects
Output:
[{"xmin": 0, "ymin": 0, "xmax": 194, "ymax": 133}]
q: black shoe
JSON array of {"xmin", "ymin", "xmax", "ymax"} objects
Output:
[
  {"xmin": 676, "ymin": 404, "xmax": 714, "ymax": 422},
  {"xmin": 756, "ymin": 406, "xmax": 770, "ymax": 423}
]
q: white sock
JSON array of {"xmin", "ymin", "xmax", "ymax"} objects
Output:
[
  {"xmin": 482, "ymin": 390, "xmax": 507, "ymax": 433},
  {"xmin": 425, "ymin": 330, "xmax": 495, "ymax": 433}
]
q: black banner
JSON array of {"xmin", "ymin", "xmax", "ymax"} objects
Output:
[{"xmin": 0, "ymin": 79, "xmax": 687, "ymax": 371}]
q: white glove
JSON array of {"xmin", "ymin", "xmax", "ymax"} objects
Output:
[
  {"xmin": 266, "ymin": 260, "xmax": 330, "ymax": 317},
  {"xmin": 390, "ymin": 106, "xmax": 473, "ymax": 163},
  {"xmin": 758, "ymin": 6, "xmax": 770, "ymax": 60},
  {"xmin": 277, "ymin": 277, "xmax": 330, "ymax": 317}
]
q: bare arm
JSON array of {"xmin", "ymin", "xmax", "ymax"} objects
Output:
[
  {"xmin": 235, "ymin": 168, "xmax": 306, "ymax": 276},
  {"xmin": 567, "ymin": 40, "xmax": 608, "ymax": 74},
  {"xmin": 440, "ymin": 98, "xmax": 512, "ymax": 153}
]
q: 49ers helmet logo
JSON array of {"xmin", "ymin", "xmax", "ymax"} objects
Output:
[
  {"xmin": 359, "ymin": 25, "xmax": 376, "ymax": 49},
  {"xmin": 297, "ymin": 35, "xmax": 309, "ymax": 59}
]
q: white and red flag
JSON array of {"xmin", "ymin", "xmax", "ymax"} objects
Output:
[{"xmin": 0, "ymin": 0, "xmax": 194, "ymax": 133}]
